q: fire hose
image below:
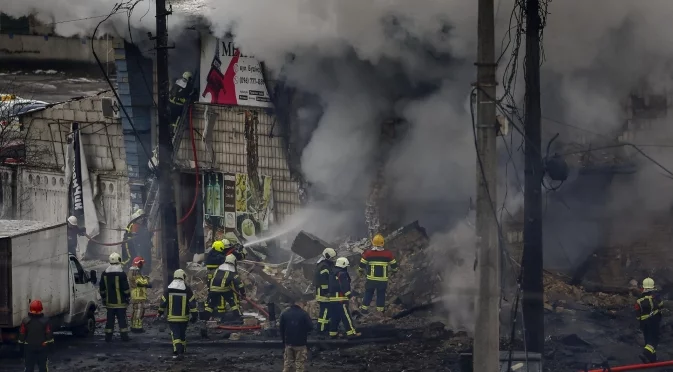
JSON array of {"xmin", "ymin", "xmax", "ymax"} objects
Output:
[
  {"xmin": 85, "ymin": 105, "xmax": 200, "ymax": 247},
  {"xmin": 584, "ymin": 360, "xmax": 673, "ymax": 372}
]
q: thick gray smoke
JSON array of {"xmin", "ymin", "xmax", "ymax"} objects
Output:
[{"xmin": 10, "ymin": 0, "xmax": 673, "ymax": 323}]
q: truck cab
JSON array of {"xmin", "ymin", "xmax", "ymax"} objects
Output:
[{"xmin": 64, "ymin": 253, "xmax": 99, "ymax": 337}]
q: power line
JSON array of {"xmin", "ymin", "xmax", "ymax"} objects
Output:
[
  {"xmin": 0, "ymin": 11, "xmax": 127, "ymax": 33},
  {"xmin": 90, "ymin": 1, "xmax": 156, "ymax": 169}
]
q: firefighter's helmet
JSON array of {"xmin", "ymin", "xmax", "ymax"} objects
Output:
[
  {"xmin": 132, "ymin": 256, "xmax": 145, "ymax": 268},
  {"xmin": 212, "ymin": 240, "xmax": 225, "ymax": 253},
  {"xmin": 335, "ymin": 257, "xmax": 350, "ymax": 268},
  {"xmin": 29, "ymin": 300, "xmax": 43, "ymax": 315},
  {"xmin": 322, "ymin": 248, "xmax": 337, "ymax": 260},
  {"xmin": 174, "ymin": 269, "xmax": 187, "ymax": 281},
  {"xmin": 643, "ymin": 277, "xmax": 655, "ymax": 290},
  {"xmin": 67, "ymin": 216, "xmax": 78, "ymax": 225},
  {"xmin": 183, "ymin": 71, "xmax": 192, "ymax": 80},
  {"xmin": 372, "ymin": 234, "xmax": 384, "ymax": 247},
  {"xmin": 109, "ymin": 252, "xmax": 122, "ymax": 264}
]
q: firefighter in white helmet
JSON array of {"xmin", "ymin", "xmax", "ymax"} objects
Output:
[
  {"xmin": 66, "ymin": 215, "xmax": 85, "ymax": 256},
  {"xmin": 205, "ymin": 254, "xmax": 246, "ymax": 323},
  {"xmin": 314, "ymin": 248, "xmax": 337, "ymax": 336},
  {"xmin": 328, "ymin": 257, "xmax": 360, "ymax": 338},
  {"xmin": 158, "ymin": 269, "xmax": 198, "ymax": 360},
  {"xmin": 100, "ymin": 252, "xmax": 131, "ymax": 342},
  {"xmin": 635, "ymin": 277, "xmax": 663, "ymax": 363},
  {"xmin": 122, "ymin": 209, "xmax": 153, "ymax": 272}
]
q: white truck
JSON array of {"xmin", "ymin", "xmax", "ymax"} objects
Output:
[{"xmin": 0, "ymin": 220, "xmax": 99, "ymax": 344}]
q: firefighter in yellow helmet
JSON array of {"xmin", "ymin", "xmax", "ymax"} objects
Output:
[
  {"xmin": 635, "ymin": 277, "xmax": 663, "ymax": 363},
  {"xmin": 206, "ymin": 254, "xmax": 246, "ymax": 323},
  {"xmin": 158, "ymin": 269, "xmax": 198, "ymax": 360},
  {"xmin": 206, "ymin": 240, "xmax": 230, "ymax": 314},
  {"xmin": 359, "ymin": 234, "xmax": 398, "ymax": 313},
  {"xmin": 314, "ymin": 247, "xmax": 337, "ymax": 336},
  {"xmin": 328, "ymin": 257, "xmax": 360, "ymax": 338}
]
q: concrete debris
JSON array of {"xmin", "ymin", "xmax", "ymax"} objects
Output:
[{"xmin": 290, "ymin": 231, "xmax": 331, "ymax": 259}]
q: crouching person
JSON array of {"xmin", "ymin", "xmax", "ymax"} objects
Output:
[
  {"xmin": 280, "ymin": 299, "xmax": 313, "ymax": 372},
  {"xmin": 158, "ymin": 269, "xmax": 198, "ymax": 360}
]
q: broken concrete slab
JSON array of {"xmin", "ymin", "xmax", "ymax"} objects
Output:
[{"xmin": 291, "ymin": 231, "xmax": 332, "ymax": 259}]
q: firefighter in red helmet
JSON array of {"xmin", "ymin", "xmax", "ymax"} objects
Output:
[
  {"xmin": 18, "ymin": 299, "xmax": 54, "ymax": 372},
  {"xmin": 129, "ymin": 256, "xmax": 152, "ymax": 333}
]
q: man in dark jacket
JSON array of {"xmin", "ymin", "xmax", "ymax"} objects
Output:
[
  {"xmin": 18, "ymin": 299, "xmax": 54, "ymax": 372},
  {"xmin": 100, "ymin": 252, "xmax": 131, "ymax": 342},
  {"xmin": 279, "ymin": 300, "xmax": 313, "ymax": 372},
  {"xmin": 314, "ymin": 247, "xmax": 336, "ymax": 336}
]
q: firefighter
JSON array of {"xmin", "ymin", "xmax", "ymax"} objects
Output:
[
  {"xmin": 169, "ymin": 71, "xmax": 194, "ymax": 137},
  {"xmin": 636, "ymin": 277, "xmax": 663, "ymax": 363},
  {"xmin": 122, "ymin": 209, "xmax": 153, "ymax": 272},
  {"xmin": 100, "ymin": 252, "xmax": 131, "ymax": 342},
  {"xmin": 225, "ymin": 241, "xmax": 248, "ymax": 262},
  {"xmin": 314, "ymin": 247, "xmax": 337, "ymax": 336},
  {"xmin": 359, "ymin": 234, "xmax": 398, "ymax": 313},
  {"xmin": 158, "ymin": 269, "xmax": 198, "ymax": 361},
  {"xmin": 18, "ymin": 299, "xmax": 54, "ymax": 372},
  {"xmin": 328, "ymin": 257, "xmax": 360, "ymax": 339},
  {"xmin": 66, "ymin": 215, "xmax": 85, "ymax": 257},
  {"xmin": 129, "ymin": 256, "xmax": 152, "ymax": 333},
  {"xmin": 205, "ymin": 254, "xmax": 246, "ymax": 323},
  {"xmin": 206, "ymin": 240, "xmax": 228, "ymax": 315}
]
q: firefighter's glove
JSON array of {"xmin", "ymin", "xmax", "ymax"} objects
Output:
[
  {"xmin": 190, "ymin": 313, "xmax": 199, "ymax": 323},
  {"xmin": 157, "ymin": 311, "xmax": 164, "ymax": 319}
]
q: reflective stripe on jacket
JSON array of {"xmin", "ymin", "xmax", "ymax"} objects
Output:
[
  {"xmin": 100, "ymin": 266, "xmax": 131, "ymax": 308},
  {"xmin": 359, "ymin": 249, "xmax": 398, "ymax": 282},
  {"xmin": 210, "ymin": 267, "xmax": 246, "ymax": 296},
  {"xmin": 328, "ymin": 269, "xmax": 352, "ymax": 302},
  {"xmin": 129, "ymin": 268, "xmax": 150, "ymax": 301},
  {"xmin": 635, "ymin": 291, "xmax": 664, "ymax": 321},
  {"xmin": 314, "ymin": 260, "xmax": 334, "ymax": 302},
  {"xmin": 159, "ymin": 281, "xmax": 198, "ymax": 322}
]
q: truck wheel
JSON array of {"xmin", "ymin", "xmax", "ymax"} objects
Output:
[{"xmin": 72, "ymin": 313, "xmax": 96, "ymax": 338}]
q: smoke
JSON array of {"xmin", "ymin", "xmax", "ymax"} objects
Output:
[{"xmin": 13, "ymin": 0, "xmax": 673, "ymax": 323}]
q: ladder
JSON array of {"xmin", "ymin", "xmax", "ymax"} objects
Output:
[{"xmin": 143, "ymin": 90, "xmax": 197, "ymax": 230}]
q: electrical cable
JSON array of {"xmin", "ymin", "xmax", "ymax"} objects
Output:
[{"xmin": 91, "ymin": 2, "xmax": 156, "ymax": 171}]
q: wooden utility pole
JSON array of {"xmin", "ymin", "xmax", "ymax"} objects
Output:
[
  {"xmin": 522, "ymin": 0, "xmax": 544, "ymax": 354},
  {"xmin": 155, "ymin": 0, "xmax": 180, "ymax": 286},
  {"xmin": 473, "ymin": 0, "xmax": 500, "ymax": 367}
]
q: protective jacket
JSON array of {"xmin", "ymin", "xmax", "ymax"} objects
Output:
[
  {"xmin": 210, "ymin": 263, "xmax": 246, "ymax": 296},
  {"xmin": 18, "ymin": 314, "xmax": 54, "ymax": 347},
  {"xmin": 158, "ymin": 280, "xmax": 198, "ymax": 323},
  {"xmin": 100, "ymin": 264, "xmax": 131, "ymax": 308},
  {"xmin": 635, "ymin": 291, "xmax": 664, "ymax": 321},
  {"xmin": 169, "ymin": 77, "xmax": 193, "ymax": 106},
  {"xmin": 359, "ymin": 249, "xmax": 398, "ymax": 282},
  {"xmin": 314, "ymin": 258, "xmax": 334, "ymax": 302},
  {"xmin": 122, "ymin": 221, "xmax": 152, "ymax": 268},
  {"xmin": 205, "ymin": 249, "xmax": 226, "ymax": 280},
  {"xmin": 128, "ymin": 267, "xmax": 151, "ymax": 301},
  {"xmin": 328, "ymin": 268, "xmax": 353, "ymax": 302}
]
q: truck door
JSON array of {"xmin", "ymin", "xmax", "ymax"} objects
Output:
[{"xmin": 68, "ymin": 256, "xmax": 89, "ymax": 320}]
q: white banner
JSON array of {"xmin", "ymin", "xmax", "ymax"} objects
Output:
[{"xmin": 199, "ymin": 35, "xmax": 273, "ymax": 108}]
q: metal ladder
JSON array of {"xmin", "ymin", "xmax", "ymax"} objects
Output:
[{"xmin": 143, "ymin": 90, "xmax": 196, "ymax": 230}]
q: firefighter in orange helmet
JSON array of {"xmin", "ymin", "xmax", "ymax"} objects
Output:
[
  {"xmin": 129, "ymin": 256, "xmax": 152, "ymax": 333},
  {"xmin": 18, "ymin": 300, "xmax": 54, "ymax": 372}
]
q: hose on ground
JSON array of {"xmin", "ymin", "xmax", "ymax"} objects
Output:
[{"xmin": 584, "ymin": 360, "xmax": 673, "ymax": 372}]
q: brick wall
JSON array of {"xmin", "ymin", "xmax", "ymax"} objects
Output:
[{"xmin": 174, "ymin": 104, "xmax": 300, "ymax": 222}]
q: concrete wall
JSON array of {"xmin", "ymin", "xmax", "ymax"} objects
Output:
[
  {"xmin": 13, "ymin": 93, "xmax": 133, "ymax": 256},
  {"xmin": 0, "ymin": 34, "xmax": 114, "ymax": 66},
  {"xmin": 175, "ymin": 104, "xmax": 301, "ymax": 222}
]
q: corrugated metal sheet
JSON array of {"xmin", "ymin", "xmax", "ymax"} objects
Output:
[{"xmin": 175, "ymin": 104, "xmax": 300, "ymax": 222}]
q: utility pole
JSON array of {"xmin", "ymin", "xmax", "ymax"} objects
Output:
[
  {"xmin": 522, "ymin": 0, "xmax": 544, "ymax": 355},
  {"xmin": 473, "ymin": 0, "xmax": 499, "ymax": 368},
  {"xmin": 155, "ymin": 0, "xmax": 180, "ymax": 286}
]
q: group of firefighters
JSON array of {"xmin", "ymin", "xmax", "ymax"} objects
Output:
[{"xmin": 20, "ymin": 207, "xmax": 667, "ymax": 369}]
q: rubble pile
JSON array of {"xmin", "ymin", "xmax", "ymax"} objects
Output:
[{"xmin": 543, "ymin": 272, "xmax": 633, "ymax": 312}]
